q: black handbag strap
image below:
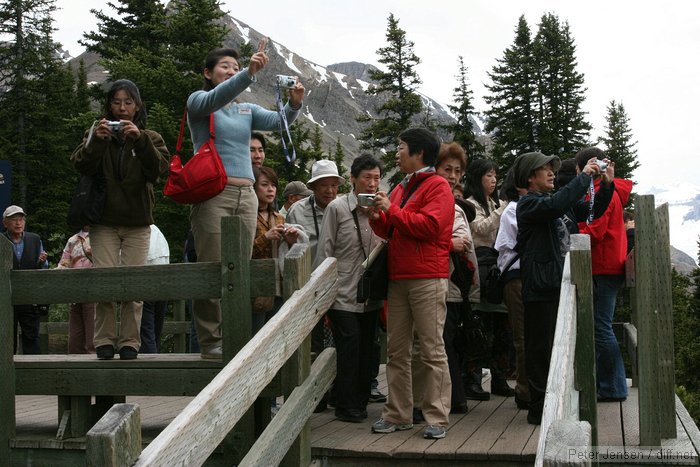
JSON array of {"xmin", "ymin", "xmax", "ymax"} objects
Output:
[
  {"xmin": 501, "ymin": 253, "xmax": 520, "ymax": 276},
  {"xmin": 351, "ymin": 206, "xmax": 367, "ymax": 260},
  {"xmin": 175, "ymin": 109, "xmax": 215, "ymax": 155},
  {"xmin": 386, "ymin": 174, "xmax": 429, "ymax": 239}
]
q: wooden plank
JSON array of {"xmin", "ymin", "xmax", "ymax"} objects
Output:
[
  {"xmin": 488, "ymin": 406, "xmax": 539, "ymax": 462},
  {"xmin": 133, "ymin": 257, "xmax": 338, "ymax": 467},
  {"xmin": 676, "ymin": 394, "xmax": 700, "ymax": 458},
  {"xmin": 0, "ymin": 237, "xmax": 16, "ymax": 463},
  {"xmin": 654, "ymin": 203, "xmax": 676, "ymax": 439},
  {"xmin": 16, "ymin": 368, "xmax": 221, "ymax": 396},
  {"xmin": 11, "ymin": 259, "xmax": 274, "ymax": 306},
  {"xmin": 542, "ymin": 420, "xmax": 592, "ymax": 467},
  {"xmin": 86, "ymin": 403, "xmax": 141, "ymax": 467},
  {"xmin": 239, "ymin": 348, "xmax": 336, "ymax": 467},
  {"xmin": 537, "ymin": 253, "xmax": 579, "ymax": 467},
  {"xmin": 569, "ymin": 234, "xmax": 597, "ymax": 447},
  {"xmin": 634, "ymin": 195, "xmax": 661, "ymax": 446},
  {"xmin": 280, "ymin": 243, "xmax": 312, "ymax": 467}
]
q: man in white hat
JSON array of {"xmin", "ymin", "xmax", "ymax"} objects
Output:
[
  {"xmin": 286, "ymin": 159, "xmax": 344, "ymax": 260},
  {"xmin": 286, "ymin": 159, "xmax": 345, "ymax": 385},
  {"xmin": 2, "ymin": 205, "xmax": 48, "ymax": 354}
]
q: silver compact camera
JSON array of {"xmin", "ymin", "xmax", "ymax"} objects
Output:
[
  {"xmin": 594, "ymin": 159, "xmax": 608, "ymax": 171},
  {"xmin": 357, "ymin": 193, "xmax": 376, "ymax": 207},
  {"xmin": 276, "ymin": 75, "xmax": 297, "ymax": 88},
  {"xmin": 106, "ymin": 121, "xmax": 123, "ymax": 133}
]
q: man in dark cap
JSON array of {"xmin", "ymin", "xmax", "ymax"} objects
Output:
[
  {"xmin": 279, "ymin": 180, "xmax": 312, "ymax": 218},
  {"xmin": 513, "ymin": 152, "xmax": 614, "ymax": 425}
]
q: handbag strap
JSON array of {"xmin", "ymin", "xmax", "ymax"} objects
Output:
[
  {"xmin": 351, "ymin": 206, "xmax": 367, "ymax": 260},
  {"xmin": 175, "ymin": 109, "xmax": 215, "ymax": 154}
]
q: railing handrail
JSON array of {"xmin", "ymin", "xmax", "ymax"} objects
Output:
[{"xmin": 132, "ymin": 257, "xmax": 338, "ymax": 466}]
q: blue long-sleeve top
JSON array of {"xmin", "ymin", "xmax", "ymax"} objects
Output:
[{"xmin": 186, "ymin": 68, "xmax": 301, "ymax": 182}]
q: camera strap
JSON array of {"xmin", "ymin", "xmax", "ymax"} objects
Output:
[
  {"xmin": 586, "ymin": 177, "xmax": 595, "ymax": 224},
  {"xmin": 275, "ymin": 83, "xmax": 297, "ymax": 163}
]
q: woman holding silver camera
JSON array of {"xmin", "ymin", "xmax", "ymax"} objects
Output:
[
  {"xmin": 71, "ymin": 79, "xmax": 169, "ymax": 360},
  {"xmin": 188, "ymin": 41, "xmax": 305, "ymax": 359}
]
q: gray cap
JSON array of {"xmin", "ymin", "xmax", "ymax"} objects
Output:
[
  {"xmin": 283, "ymin": 181, "xmax": 312, "ymax": 199},
  {"xmin": 512, "ymin": 152, "xmax": 561, "ymax": 189},
  {"xmin": 3, "ymin": 205, "xmax": 26, "ymax": 219}
]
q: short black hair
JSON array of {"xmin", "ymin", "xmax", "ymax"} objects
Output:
[
  {"xmin": 499, "ymin": 168, "xmax": 519, "ymax": 202},
  {"xmin": 251, "ymin": 132, "xmax": 266, "ymax": 150},
  {"xmin": 575, "ymin": 147, "xmax": 605, "ymax": 171},
  {"xmin": 350, "ymin": 154, "xmax": 383, "ymax": 178},
  {"xmin": 398, "ymin": 127, "xmax": 440, "ymax": 166},
  {"xmin": 556, "ymin": 158, "xmax": 579, "ymax": 190},
  {"xmin": 203, "ymin": 48, "xmax": 240, "ymax": 91}
]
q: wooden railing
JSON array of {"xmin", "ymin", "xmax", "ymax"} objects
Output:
[
  {"xmin": 536, "ymin": 194, "xmax": 680, "ymax": 466},
  {"xmin": 1, "ymin": 216, "xmax": 339, "ymax": 466}
]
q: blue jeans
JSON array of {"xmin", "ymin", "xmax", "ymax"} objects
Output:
[{"xmin": 593, "ymin": 275, "xmax": 628, "ymax": 399}]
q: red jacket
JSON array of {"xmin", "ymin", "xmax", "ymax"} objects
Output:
[
  {"xmin": 578, "ymin": 178, "xmax": 633, "ymax": 275},
  {"xmin": 370, "ymin": 170, "xmax": 454, "ymax": 280}
]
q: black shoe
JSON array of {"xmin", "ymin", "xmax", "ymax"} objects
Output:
[
  {"xmin": 335, "ymin": 408, "xmax": 367, "ymax": 423},
  {"xmin": 413, "ymin": 407, "xmax": 425, "ymax": 424},
  {"xmin": 464, "ymin": 383, "xmax": 490, "ymax": 401},
  {"xmin": 368, "ymin": 387, "xmax": 387, "ymax": 403},
  {"xmin": 527, "ymin": 411, "xmax": 542, "ymax": 425},
  {"xmin": 450, "ymin": 402, "xmax": 469, "ymax": 414},
  {"xmin": 491, "ymin": 380, "xmax": 515, "ymax": 398},
  {"xmin": 96, "ymin": 345, "xmax": 115, "ymax": 360},
  {"xmin": 118, "ymin": 346, "xmax": 138, "ymax": 360},
  {"xmin": 515, "ymin": 396, "xmax": 530, "ymax": 410}
]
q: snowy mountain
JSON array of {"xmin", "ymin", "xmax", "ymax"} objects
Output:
[{"xmin": 635, "ymin": 181, "xmax": 700, "ymax": 268}]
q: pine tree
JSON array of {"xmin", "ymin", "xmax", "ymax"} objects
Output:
[
  {"xmin": 532, "ymin": 13, "xmax": 591, "ymax": 157},
  {"xmin": 74, "ymin": 59, "xmax": 91, "ymax": 113},
  {"xmin": 447, "ymin": 56, "xmax": 484, "ymax": 161},
  {"xmin": 331, "ymin": 138, "xmax": 350, "ymax": 193},
  {"xmin": 601, "ymin": 100, "xmax": 639, "ymax": 180},
  {"xmin": 484, "ymin": 15, "xmax": 537, "ymax": 172},
  {"xmin": 358, "ymin": 13, "xmax": 423, "ymax": 182}
]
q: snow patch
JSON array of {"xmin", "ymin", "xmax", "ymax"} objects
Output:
[
  {"xmin": 309, "ymin": 63, "xmax": 329, "ymax": 83},
  {"xmin": 357, "ymin": 79, "xmax": 371, "ymax": 92},
  {"xmin": 332, "ymin": 72, "xmax": 349, "ymax": 90},
  {"xmin": 230, "ymin": 19, "xmax": 250, "ymax": 43}
]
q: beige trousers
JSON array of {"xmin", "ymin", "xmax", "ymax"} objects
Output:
[
  {"xmin": 90, "ymin": 225, "xmax": 150, "ymax": 350},
  {"xmin": 383, "ymin": 278, "xmax": 451, "ymax": 427},
  {"xmin": 190, "ymin": 185, "xmax": 258, "ymax": 352},
  {"xmin": 503, "ymin": 278, "xmax": 529, "ymax": 402}
]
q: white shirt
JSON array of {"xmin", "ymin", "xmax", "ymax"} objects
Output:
[{"xmin": 494, "ymin": 201, "xmax": 520, "ymax": 272}]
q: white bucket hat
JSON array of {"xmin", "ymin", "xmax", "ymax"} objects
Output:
[
  {"xmin": 3, "ymin": 205, "xmax": 26, "ymax": 219},
  {"xmin": 307, "ymin": 159, "xmax": 345, "ymax": 186}
]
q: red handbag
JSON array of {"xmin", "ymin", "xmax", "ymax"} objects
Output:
[{"xmin": 163, "ymin": 109, "xmax": 227, "ymax": 204}]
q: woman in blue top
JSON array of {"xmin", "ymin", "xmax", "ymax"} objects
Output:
[{"xmin": 188, "ymin": 40, "xmax": 305, "ymax": 359}]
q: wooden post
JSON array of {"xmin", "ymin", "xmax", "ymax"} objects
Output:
[
  {"xmin": 0, "ymin": 238, "xmax": 16, "ymax": 462},
  {"xmin": 654, "ymin": 203, "xmax": 676, "ymax": 438},
  {"xmin": 280, "ymin": 243, "xmax": 312, "ymax": 467},
  {"xmin": 635, "ymin": 195, "xmax": 661, "ymax": 446},
  {"xmin": 172, "ymin": 300, "xmax": 186, "ymax": 353},
  {"xmin": 570, "ymin": 234, "xmax": 598, "ymax": 448},
  {"xmin": 86, "ymin": 403, "xmax": 141, "ymax": 467},
  {"xmin": 220, "ymin": 215, "xmax": 254, "ymax": 464}
]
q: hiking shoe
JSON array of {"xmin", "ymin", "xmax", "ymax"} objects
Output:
[
  {"xmin": 423, "ymin": 425, "xmax": 447, "ymax": 439},
  {"xmin": 96, "ymin": 345, "xmax": 115, "ymax": 360},
  {"xmin": 118, "ymin": 346, "xmax": 138, "ymax": 360},
  {"xmin": 371, "ymin": 418, "xmax": 413, "ymax": 433},
  {"xmin": 369, "ymin": 387, "xmax": 387, "ymax": 403}
]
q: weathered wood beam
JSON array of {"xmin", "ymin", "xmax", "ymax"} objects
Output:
[{"xmin": 86, "ymin": 403, "xmax": 141, "ymax": 467}]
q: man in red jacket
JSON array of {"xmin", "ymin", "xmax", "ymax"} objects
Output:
[
  {"xmin": 368, "ymin": 128, "xmax": 454, "ymax": 439},
  {"xmin": 576, "ymin": 147, "xmax": 633, "ymax": 402}
]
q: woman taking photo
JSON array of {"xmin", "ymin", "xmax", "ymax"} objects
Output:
[
  {"xmin": 187, "ymin": 40, "xmax": 305, "ymax": 359},
  {"xmin": 463, "ymin": 158, "xmax": 513, "ymax": 399},
  {"xmin": 71, "ymin": 79, "xmax": 169, "ymax": 360}
]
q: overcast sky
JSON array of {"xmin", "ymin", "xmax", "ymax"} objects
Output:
[{"xmin": 53, "ymin": 0, "xmax": 700, "ymax": 191}]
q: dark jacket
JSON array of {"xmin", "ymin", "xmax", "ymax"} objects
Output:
[
  {"xmin": 71, "ymin": 127, "xmax": 169, "ymax": 227},
  {"xmin": 516, "ymin": 173, "xmax": 613, "ymax": 303},
  {"xmin": 3, "ymin": 231, "xmax": 43, "ymax": 270}
]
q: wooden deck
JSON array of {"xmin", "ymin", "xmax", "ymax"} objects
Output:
[{"xmin": 12, "ymin": 369, "xmax": 700, "ymax": 466}]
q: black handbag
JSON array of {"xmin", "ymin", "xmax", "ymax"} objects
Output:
[
  {"xmin": 68, "ymin": 173, "xmax": 106, "ymax": 229},
  {"xmin": 357, "ymin": 243, "xmax": 388, "ymax": 303},
  {"xmin": 459, "ymin": 302, "xmax": 490, "ymax": 361}
]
